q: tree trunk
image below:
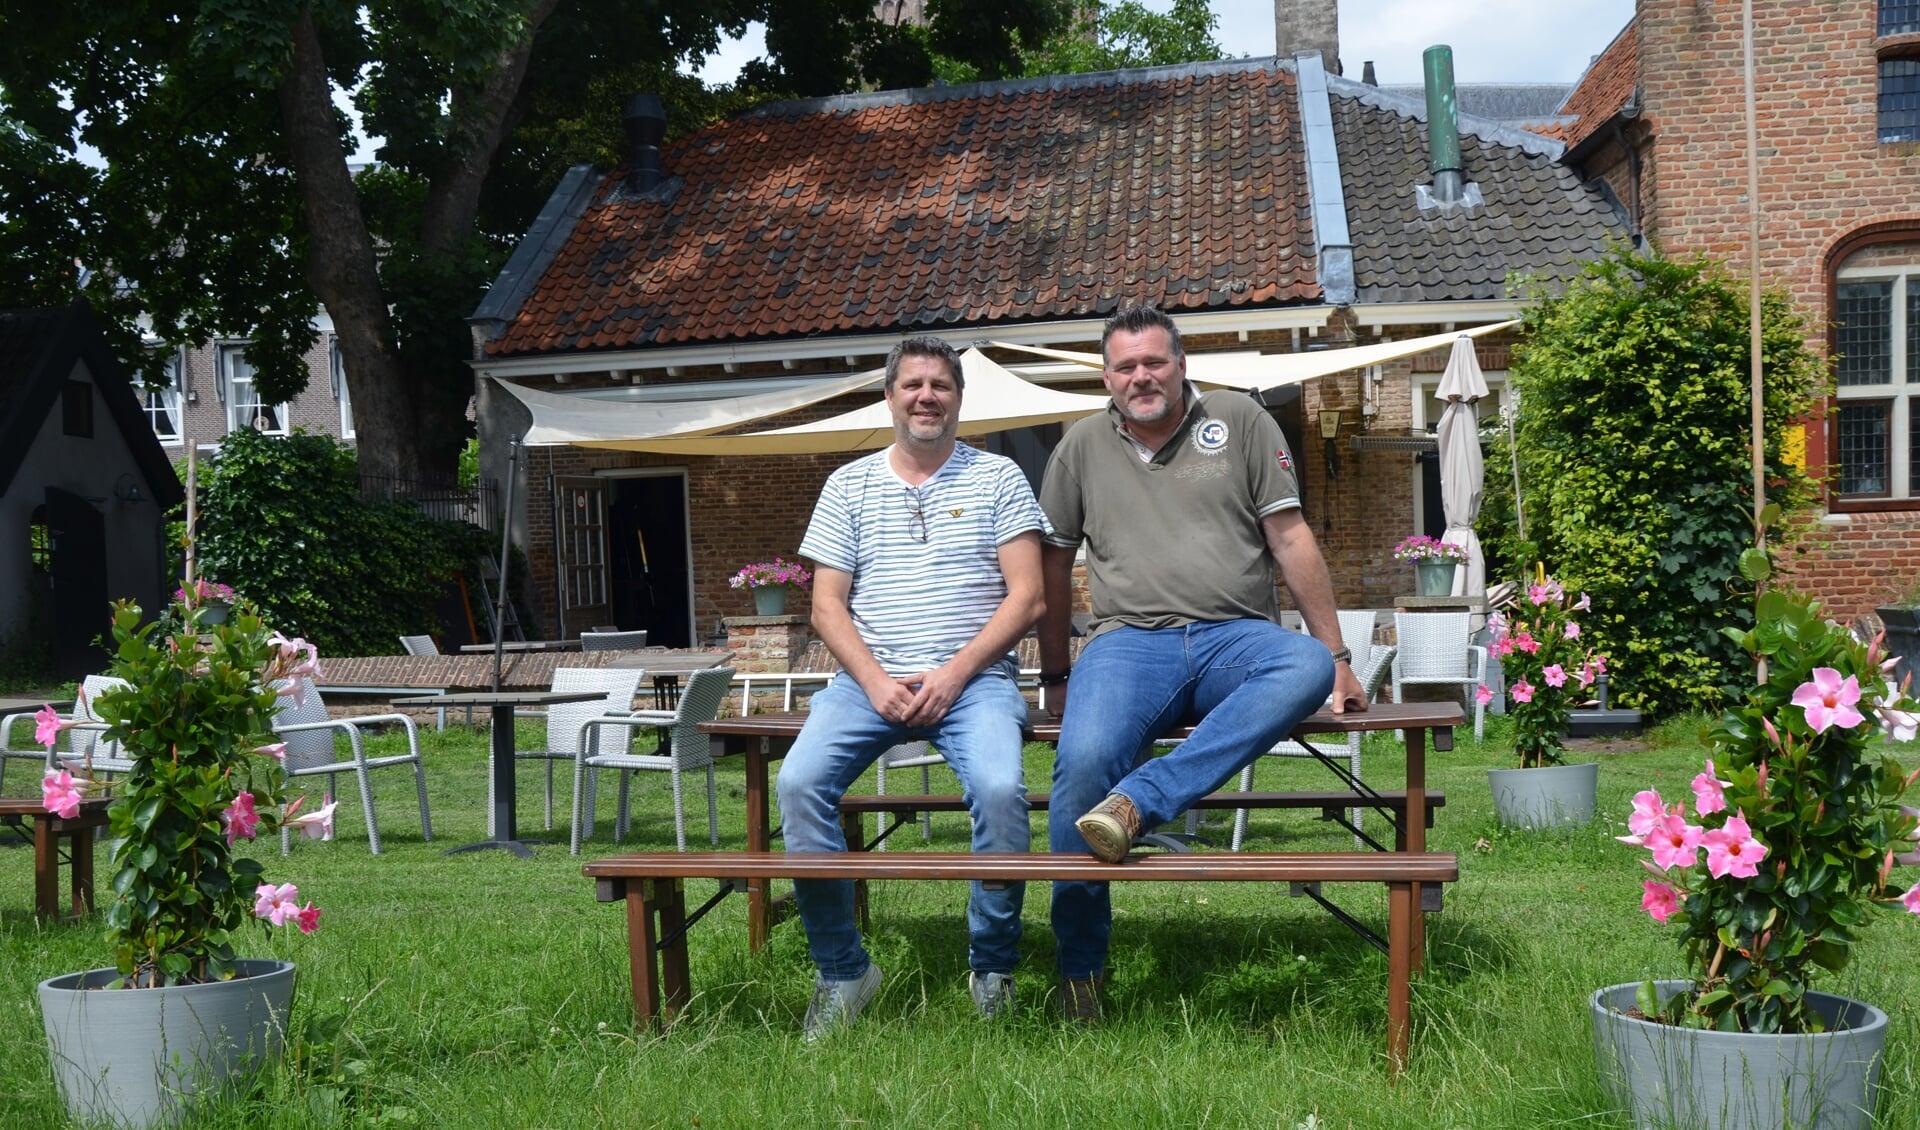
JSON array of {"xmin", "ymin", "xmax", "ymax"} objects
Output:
[{"xmin": 276, "ymin": 12, "xmax": 426, "ymax": 483}]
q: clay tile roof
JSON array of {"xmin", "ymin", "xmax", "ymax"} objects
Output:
[
  {"xmin": 486, "ymin": 60, "xmax": 1320, "ymax": 358},
  {"xmin": 1328, "ymin": 82, "xmax": 1628, "ymax": 305},
  {"xmin": 1556, "ymin": 17, "xmax": 1638, "ymax": 151}
]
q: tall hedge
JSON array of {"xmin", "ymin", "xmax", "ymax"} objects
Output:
[
  {"xmin": 1492, "ymin": 249, "xmax": 1822, "ymax": 718},
  {"xmin": 189, "ymin": 430, "xmax": 498, "ymax": 656}
]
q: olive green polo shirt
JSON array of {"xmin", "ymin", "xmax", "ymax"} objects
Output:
[{"xmin": 1040, "ymin": 387, "xmax": 1302, "ymax": 638}]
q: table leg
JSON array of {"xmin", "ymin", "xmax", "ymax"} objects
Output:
[
  {"xmin": 1386, "ymin": 878, "xmax": 1413, "ymax": 1077},
  {"xmin": 1403, "ymin": 725, "xmax": 1429, "ymax": 972},
  {"xmin": 447, "ymin": 703, "xmax": 535, "ymax": 857},
  {"xmin": 69, "ymin": 820, "xmax": 94, "ymax": 918},
  {"xmin": 33, "ymin": 815, "xmax": 58, "ymax": 920},
  {"xmin": 657, "ymin": 878, "xmax": 691, "ymax": 1019},
  {"xmin": 746, "ymin": 737, "xmax": 770, "ymax": 952},
  {"xmin": 628, "ymin": 881, "xmax": 663, "ymax": 1024}
]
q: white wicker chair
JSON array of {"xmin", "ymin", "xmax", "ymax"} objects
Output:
[
  {"xmin": 580, "ymin": 630, "xmax": 648, "ymax": 651},
  {"xmin": 499, "ymin": 668, "xmax": 644, "ymax": 836},
  {"xmin": 271, "ymin": 679, "xmax": 433, "ymax": 854},
  {"xmin": 1391, "ymin": 611, "xmax": 1488, "ymax": 740},
  {"xmin": 570, "ymin": 667, "xmax": 734, "ymax": 853},
  {"xmin": 398, "ymin": 634, "xmax": 440, "ymax": 656},
  {"xmin": 873, "ymin": 741, "xmax": 944, "ymax": 850},
  {"xmin": 1230, "ymin": 643, "xmax": 1396, "ymax": 850},
  {"xmin": 0, "ymin": 675, "xmax": 129, "ymax": 791}
]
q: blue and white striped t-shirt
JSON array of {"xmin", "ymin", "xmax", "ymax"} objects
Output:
[{"xmin": 799, "ymin": 443, "xmax": 1049, "ymax": 677}]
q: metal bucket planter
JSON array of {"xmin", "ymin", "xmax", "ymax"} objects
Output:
[
  {"xmin": 1591, "ymin": 980, "xmax": 1887, "ymax": 1130},
  {"xmin": 1487, "ymin": 761, "xmax": 1597, "ymax": 829},
  {"xmin": 1415, "ymin": 560, "xmax": 1458, "ymax": 596},
  {"xmin": 751, "ymin": 586, "xmax": 787, "ymax": 616},
  {"xmin": 39, "ymin": 959, "xmax": 296, "ymax": 1128}
]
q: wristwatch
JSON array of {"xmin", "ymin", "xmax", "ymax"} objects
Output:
[
  {"xmin": 1329, "ymin": 647, "xmax": 1352, "ymax": 665},
  {"xmin": 1038, "ymin": 669, "xmax": 1071, "ymax": 687}
]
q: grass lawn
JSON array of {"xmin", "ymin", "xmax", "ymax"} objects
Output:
[{"xmin": 3, "ymin": 715, "xmax": 1917, "ymax": 1129}]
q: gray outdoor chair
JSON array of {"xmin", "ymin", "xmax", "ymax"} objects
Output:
[
  {"xmin": 1392, "ymin": 611, "xmax": 1488, "ymax": 740},
  {"xmin": 398, "ymin": 634, "xmax": 440, "ymax": 656},
  {"xmin": 0, "ymin": 675, "xmax": 129, "ymax": 792},
  {"xmin": 570, "ymin": 666, "xmax": 734, "ymax": 853},
  {"xmin": 580, "ymin": 629, "xmax": 648, "ymax": 651},
  {"xmin": 271, "ymin": 679, "xmax": 433, "ymax": 855},
  {"xmin": 873, "ymin": 741, "xmax": 945, "ymax": 850},
  {"xmin": 501, "ymin": 667, "xmax": 644, "ymax": 837}
]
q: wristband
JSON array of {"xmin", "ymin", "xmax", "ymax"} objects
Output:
[
  {"xmin": 1329, "ymin": 647, "xmax": 1352, "ymax": 665},
  {"xmin": 1038, "ymin": 669, "xmax": 1071, "ymax": 688}
]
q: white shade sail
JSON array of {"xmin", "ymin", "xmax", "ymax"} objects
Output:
[{"xmin": 499, "ymin": 365, "xmax": 886, "ymax": 446}]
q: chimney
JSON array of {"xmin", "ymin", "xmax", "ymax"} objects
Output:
[
  {"xmin": 1275, "ymin": 0, "xmax": 1340, "ymax": 75},
  {"xmin": 623, "ymin": 93, "xmax": 667, "ymax": 194},
  {"xmin": 1361, "ymin": 60, "xmax": 1376, "ymax": 86},
  {"xmin": 1422, "ymin": 45, "xmax": 1463, "ymax": 204}
]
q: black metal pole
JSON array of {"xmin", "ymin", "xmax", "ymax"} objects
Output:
[{"xmin": 493, "ymin": 436, "xmax": 520, "ymax": 692}]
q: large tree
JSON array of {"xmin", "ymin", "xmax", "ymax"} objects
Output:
[{"xmin": 0, "ymin": 0, "xmax": 1072, "ymax": 482}]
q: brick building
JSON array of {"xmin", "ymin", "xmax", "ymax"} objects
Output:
[
  {"xmin": 469, "ymin": 53, "xmax": 1625, "ymax": 647},
  {"xmin": 1554, "ymin": 0, "xmax": 1920, "ymax": 617},
  {"xmin": 136, "ymin": 311, "xmax": 360, "ymax": 458}
]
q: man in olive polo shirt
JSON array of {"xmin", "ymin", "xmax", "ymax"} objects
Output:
[{"xmin": 1036, "ymin": 303, "xmax": 1366, "ymax": 1020}]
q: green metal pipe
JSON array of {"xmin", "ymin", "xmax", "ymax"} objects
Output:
[{"xmin": 1423, "ymin": 44, "xmax": 1462, "ymax": 178}]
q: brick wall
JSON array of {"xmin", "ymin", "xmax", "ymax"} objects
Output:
[{"xmin": 1600, "ymin": 0, "xmax": 1920, "ymax": 620}]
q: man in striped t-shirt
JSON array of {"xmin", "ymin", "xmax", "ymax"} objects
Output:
[{"xmin": 776, "ymin": 337, "xmax": 1048, "ymax": 1039}]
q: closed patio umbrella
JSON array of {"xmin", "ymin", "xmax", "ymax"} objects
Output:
[{"xmin": 1434, "ymin": 336, "xmax": 1489, "ymax": 599}]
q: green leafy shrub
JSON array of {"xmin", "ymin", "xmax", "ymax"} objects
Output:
[
  {"xmin": 190, "ymin": 430, "xmax": 497, "ymax": 656},
  {"xmin": 1496, "ymin": 249, "xmax": 1822, "ymax": 718}
]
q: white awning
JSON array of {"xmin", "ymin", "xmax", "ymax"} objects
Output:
[
  {"xmin": 498, "ymin": 365, "xmax": 886, "ymax": 446},
  {"xmin": 988, "ymin": 320, "xmax": 1518, "ymax": 391}
]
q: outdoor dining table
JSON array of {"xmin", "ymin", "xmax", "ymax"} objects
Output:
[
  {"xmin": 458, "ymin": 639, "xmax": 583, "ymax": 653},
  {"xmin": 1, "ymin": 796, "xmax": 111, "ymax": 920},
  {"xmin": 698, "ymin": 701, "xmax": 1462, "ymax": 953},
  {"xmin": 393, "ymin": 689, "xmax": 609, "ymax": 857}
]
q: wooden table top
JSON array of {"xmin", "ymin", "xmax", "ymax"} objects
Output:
[
  {"xmin": 700, "ymin": 700, "xmax": 1462, "ymax": 740},
  {"xmin": 0, "ymin": 797, "xmax": 110, "ymax": 819}
]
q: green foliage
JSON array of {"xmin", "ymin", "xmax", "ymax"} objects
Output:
[
  {"xmin": 1490, "ymin": 576, "xmax": 1608, "ymax": 768},
  {"xmin": 1498, "ymin": 248, "xmax": 1823, "ymax": 718},
  {"xmin": 89, "ymin": 597, "xmax": 317, "ymax": 985},
  {"xmin": 924, "ymin": 0, "xmax": 1221, "ymax": 84},
  {"xmin": 191, "ymin": 430, "xmax": 495, "ymax": 656},
  {"xmin": 1633, "ymin": 589, "xmax": 1919, "ymax": 1034}
]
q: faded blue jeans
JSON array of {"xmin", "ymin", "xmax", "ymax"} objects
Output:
[
  {"xmin": 776, "ymin": 662, "xmax": 1030, "ymax": 981},
  {"xmin": 1049, "ymin": 620, "xmax": 1334, "ymax": 980}
]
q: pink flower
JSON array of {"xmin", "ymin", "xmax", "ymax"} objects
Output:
[
  {"xmin": 1702, "ymin": 811, "xmax": 1768, "ymax": 879},
  {"xmin": 1493, "ymin": 637, "xmax": 1515, "ymax": 658},
  {"xmin": 1901, "ymin": 885, "xmax": 1920, "ymax": 915},
  {"xmin": 1565, "ymin": 621, "xmax": 1581, "ymax": 640},
  {"xmin": 1647, "ymin": 814, "xmax": 1703, "ymax": 870},
  {"xmin": 34, "ymin": 703, "xmax": 74, "ymax": 749},
  {"xmin": 284, "ymin": 799, "xmax": 337, "ymax": 841},
  {"xmin": 254, "ymin": 882, "xmax": 301, "ymax": 926},
  {"xmin": 1690, "ymin": 761, "xmax": 1730, "ymax": 815},
  {"xmin": 1589, "ymin": 654, "xmax": 1608, "ymax": 674},
  {"xmin": 294, "ymin": 901, "xmax": 322, "ymax": 935},
  {"xmin": 1791, "ymin": 667, "xmax": 1864, "ymax": 733},
  {"xmin": 1641, "ymin": 880, "xmax": 1680, "ymax": 924},
  {"xmin": 1576, "ymin": 664, "xmax": 1597, "ymax": 688},
  {"xmin": 41, "ymin": 770, "xmax": 83, "ymax": 819},
  {"xmin": 1573, "ymin": 592, "xmax": 1592, "ymax": 611},
  {"xmin": 1513, "ymin": 632, "xmax": 1541, "ymax": 654},
  {"xmin": 1543, "ymin": 664, "xmax": 1568, "ymax": 688},
  {"xmin": 254, "ymin": 742, "xmax": 288, "ymax": 762},
  {"xmin": 1626, "ymin": 790, "xmax": 1667, "ymax": 838},
  {"xmin": 1875, "ymin": 691, "xmax": 1919, "ymax": 743},
  {"xmin": 1511, "ymin": 680, "xmax": 1535, "ymax": 704},
  {"xmin": 268, "ymin": 634, "xmax": 322, "ymax": 700},
  {"xmin": 224, "ymin": 792, "xmax": 260, "ymax": 844},
  {"xmin": 1475, "ymin": 684, "xmax": 1493, "ymax": 706}
]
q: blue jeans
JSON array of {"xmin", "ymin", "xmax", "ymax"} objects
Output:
[
  {"xmin": 1049, "ymin": 620, "xmax": 1334, "ymax": 979},
  {"xmin": 775, "ymin": 663, "xmax": 1030, "ymax": 981}
]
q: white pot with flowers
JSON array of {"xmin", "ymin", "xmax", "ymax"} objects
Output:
[
  {"xmin": 34, "ymin": 590, "xmax": 330, "ymax": 1128},
  {"xmin": 1393, "ymin": 534, "xmax": 1472, "ymax": 597},
  {"xmin": 1593, "ymin": 561, "xmax": 1920, "ymax": 1129},
  {"xmin": 1480, "ymin": 571, "xmax": 1610, "ymax": 828},
  {"xmin": 729, "ymin": 556, "xmax": 812, "ymax": 616}
]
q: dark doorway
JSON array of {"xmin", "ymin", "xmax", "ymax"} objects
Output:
[
  {"xmin": 608, "ymin": 474, "xmax": 692, "ymax": 648},
  {"xmin": 45, "ymin": 487, "xmax": 109, "ymax": 680},
  {"xmin": 1417, "ymin": 450, "xmax": 1445, "ymax": 539}
]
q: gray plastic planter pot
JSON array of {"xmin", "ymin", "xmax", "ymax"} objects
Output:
[
  {"xmin": 1591, "ymin": 980, "xmax": 1887, "ymax": 1130},
  {"xmin": 39, "ymin": 958, "xmax": 296, "ymax": 1128},
  {"xmin": 1487, "ymin": 761, "xmax": 1598, "ymax": 829}
]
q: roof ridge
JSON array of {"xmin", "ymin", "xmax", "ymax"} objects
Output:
[
  {"xmin": 1324, "ymin": 72, "xmax": 1566, "ymax": 160},
  {"xmin": 740, "ymin": 55, "xmax": 1292, "ymax": 120}
]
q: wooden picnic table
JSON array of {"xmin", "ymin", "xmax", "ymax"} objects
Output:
[{"xmin": 699, "ymin": 702, "xmax": 1460, "ymax": 952}]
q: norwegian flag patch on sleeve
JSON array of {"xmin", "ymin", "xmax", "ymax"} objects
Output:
[{"xmin": 1276, "ymin": 449, "xmax": 1293, "ymax": 470}]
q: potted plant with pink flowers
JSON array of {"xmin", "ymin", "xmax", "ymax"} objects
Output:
[
  {"xmin": 1393, "ymin": 534, "xmax": 1471, "ymax": 596},
  {"xmin": 35, "ymin": 591, "xmax": 328, "ymax": 1128},
  {"xmin": 729, "ymin": 556, "xmax": 812, "ymax": 616},
  {"xmin": 1480, "ymin": 570, "xmax": 1609, "ymax": 827},
  {"xmin": 1593, "ymin": 565, "xmax": 1920, "ymax": 1129}
]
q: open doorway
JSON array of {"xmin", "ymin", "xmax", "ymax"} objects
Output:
[{"xmin": 606, "ymin": 472, "xmax": 693, "ymax": 648}]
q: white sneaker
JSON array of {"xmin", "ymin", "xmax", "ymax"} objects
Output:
[
  {"xmin": 969, "ymin": 971, "xmax": 1015, "ymax": 1019},
  {"xmin": 802, "ymin": 963, "xmax": 882, "ymax": 1041}
]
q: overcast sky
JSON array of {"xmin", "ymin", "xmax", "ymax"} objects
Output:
[{"xmin": 691, "ymin": 1, "xmax": 1637, "ymax": 87}]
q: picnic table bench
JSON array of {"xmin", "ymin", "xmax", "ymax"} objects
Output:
[{"xmin": 584, "ymin": 848, "xmax": 1459, "ymax": 1073}]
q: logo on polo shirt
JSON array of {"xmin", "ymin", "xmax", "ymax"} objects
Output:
[
  {"xmin": 1276, "ymin": 448, "xmax": 1293, "ymax": 471},
  {"xmin": 1193, "ymin": 419, "xmax": 1229, "ymax": 455}
]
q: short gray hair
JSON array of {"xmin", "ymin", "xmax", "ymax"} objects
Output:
[
  {"xmin": 1101, "ymin": 304, "xmax": 1185, "ymax": 365},
  {"xmin": 884, "ymin": 337, "xmax": 965, "ymax": 393}
]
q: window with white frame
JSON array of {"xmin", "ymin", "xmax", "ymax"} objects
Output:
[
  {"xmin": 218, "ymin": 346, "xmax": 288, "ymax": 436},
  {"xmin": 1833, "ymin": 263, "xmax": 1920, "ymax": 499},
  {"xmin": 329, "ymin": 336, "xmax": 355, "ymax": 439},
  {"xmin": 144, "ymin": 351, "xmax": 184, "ymax": 445}
]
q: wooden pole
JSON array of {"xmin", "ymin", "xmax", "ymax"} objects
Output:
[
  {"xmin": 183, "ymin": 443, "xmax": 198, "ymax": 585},
  {"xmin": 1744, "ymin": 0, "xmax": 1766, "ymax": 545}
]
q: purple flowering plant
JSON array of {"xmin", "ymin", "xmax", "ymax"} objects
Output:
[
  {"xmin": 1617, "ymin": 549, "xmax": 1920, "ymax": 1034},
  {"xmin": 1391, "ymin": 534, "xmax": 1471, "ymax": 564},
  {"xmin": 1480, "ymin": 571, "xmax": 1608, "ymax": 768},
  {"xmin": 728, "ymin": 557, "xmax": 812, "ymax": 592}
]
